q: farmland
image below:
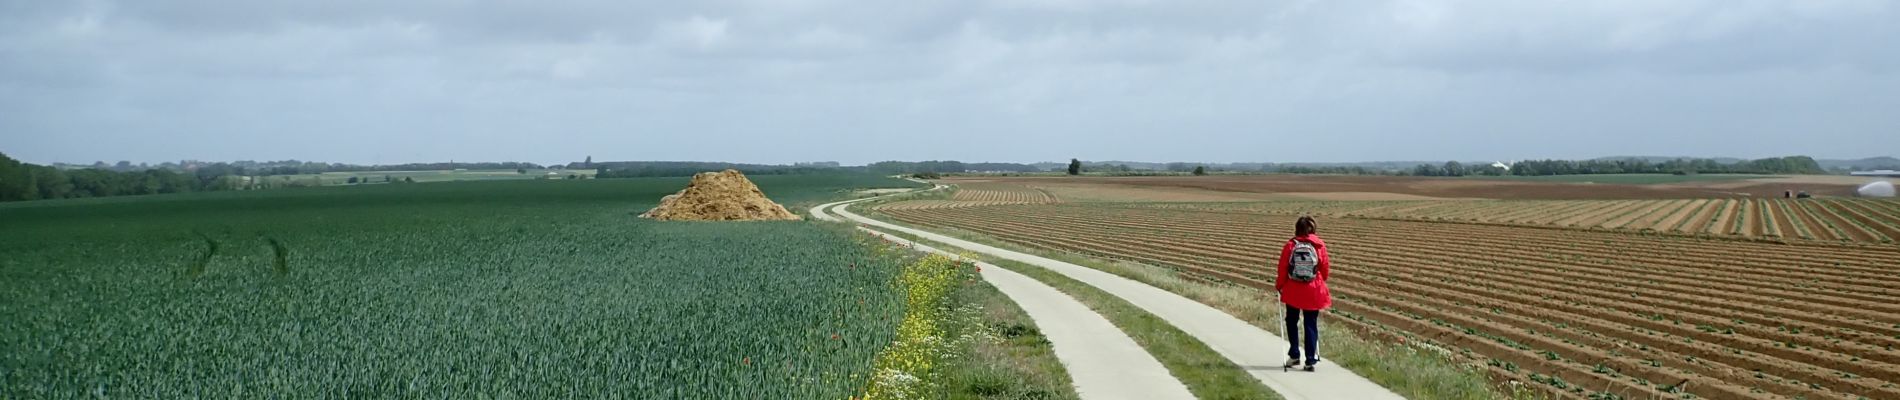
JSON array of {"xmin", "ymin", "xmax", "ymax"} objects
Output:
[
  {"xmin": 1124, "ymin": 197, "xmax": 1900, "ymax": 245},
  {"xmin": 245, "ymin": 168, "xmax": 598, "ymax": 187},
  {"xmin": 875, "ymin": 181, "xmax": 1060, "ymax": 210},
  {"xmin": 864, "ymin": 175, "xmax": 1900, "ymax": 400},
  {"xmin": 879, "ymin": 203, "xmax": 1900, "ymax": 399},
  {"xmin": 0, "ymin": 175, "xmax": 930, "ymax": 397},
  {"xmin": 1463, "ymin": 174, "xmax": 1769, "ymax": 185},
  {"xmin": 953, "ymin": 174, "xmax": 1875, "ymax": 199},
  {"xmin": 950, "ymin": 181, "xmax": 1059, "ymax": 203}
]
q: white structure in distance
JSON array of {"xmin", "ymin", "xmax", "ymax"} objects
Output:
[{"xmin": 1858, "ymin": 181, "xmax": 1896, "ymax": 198}]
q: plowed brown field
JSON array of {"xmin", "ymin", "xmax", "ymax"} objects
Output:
[
  {"xmin": 950, "ymin": 181, "xmax": 1058, "ymax": 203},
  {"xmin": 881, "ymin": 204, "xmax": 1900, "ymax": 400},
  {"xmin": 965, "ymin": 175, "xmax": 1866, "ymax": 199},
  {"xmin": 873, "ymin": 181, "xmax": 1059, "ymax": 210},
  {"xmin": 1122, "ymin": 198, "xmax": 1900, "ymax": 246}
]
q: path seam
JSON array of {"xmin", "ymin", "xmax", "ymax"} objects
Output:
[
  {"xmin": 813, "ymin": 196, "xmax": 1194, "ymax": 400},
  {"xmin": 827, "ymin": 197, "xmax": 1406, "ymax": 400}
]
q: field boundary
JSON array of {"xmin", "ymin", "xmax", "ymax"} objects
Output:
[
  {"xmin": 813, "ymin": 196, "xmax": 1194, "ymax": 400},
  {"xmin": 825, "ymin": 201, "xmax": 1405, "ymax": 400}
]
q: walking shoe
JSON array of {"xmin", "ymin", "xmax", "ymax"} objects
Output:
[{"xmin": 1282, "ymin": 358, "xmax": 1302, "ymax": 368}]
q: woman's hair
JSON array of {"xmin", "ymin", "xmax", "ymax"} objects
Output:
[{"xmin": 1295, "ymin": 216, "xmax": 1318, "ymax": 237}]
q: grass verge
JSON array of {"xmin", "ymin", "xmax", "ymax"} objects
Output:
[
  {"xmin": 861, "ymin": 251, "xmax": 1078, "ymax": 400},
  {"xmin": 852, "ymin": 204, "xmax": 1527, "ymax": 400},
  {"xmin": 869, "ymin": 227, "xmax": 1278, "ymax": 399},
  {"xmin": 992, "ymin": 254, "xmax": 1282, "ymax": 399},
  {"xmin": 941, "ymin": 262, "xmax": 1080, "ymax": 400}
]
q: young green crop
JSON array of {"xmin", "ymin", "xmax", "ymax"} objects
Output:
[{"xmin": 0, "ymin": 175, "xmax": 923, "ymax": 398}]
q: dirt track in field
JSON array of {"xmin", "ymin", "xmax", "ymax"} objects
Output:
[{"xmin": 882, "ymin": 203, "xmax": 1900, "ymax": 400}]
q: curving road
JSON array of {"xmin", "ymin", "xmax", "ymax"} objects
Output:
[
  {"xmin": 818, "ymin": 186, "xmax": 1405, "ymax": 400},
  {"xmin": 813, "ymin": 192, "xmax": 1195, "ymax": 400}
]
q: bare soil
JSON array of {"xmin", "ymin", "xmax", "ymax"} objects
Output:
[
  {"xmin": 1276, "ymin": 192, "xmax": 1454, "ymax": 201},
  {"xmin": 883, "ymin": 204, "xmax": 1900, "ymax": 399},
  {"xmin": 974, "ymin": 175, "xmax": 1864, "ymax": 200}
]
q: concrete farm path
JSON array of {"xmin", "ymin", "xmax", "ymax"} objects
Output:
[
  {"xmin": 818, "ymin": 190, "xmax": 1406, "ymax": 400},
  {"xmin": 813, "ymin": 193, "xmax": 1195, "ymax": 400}
]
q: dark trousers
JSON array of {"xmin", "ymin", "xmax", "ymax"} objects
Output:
[{"xmin": 1284, "ymin": 305, "xmax": 1320, "ymax": 365}]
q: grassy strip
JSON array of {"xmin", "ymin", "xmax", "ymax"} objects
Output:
[
  {"xmin": 873, "ymin": 228, "xmax": 1281, "ymax": 399},
  {"xmin": 846, "ymin": 196, "xmax": 1272, "ymax": 396},
  {"xmin": 941, "ymin": 263, "xmax": 1080, "ymax": 400},
  {"xmin": 981, "ymin": 254, "xmax": 1283, "ymax": 399},
  {"xmin": 860, "ymin": 252, "xmax": 1079, "ymax": 400},
  {"xmin": 851, "ymin": 206, "xmax": 1520, "ymax": 400}
]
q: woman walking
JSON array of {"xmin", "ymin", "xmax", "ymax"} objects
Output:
[{"xmin": 1277, "ymin": 216, "xmax": 1332, "ymax": 371}]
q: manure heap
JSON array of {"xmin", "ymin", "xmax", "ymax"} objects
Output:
[{"xmin": 640, "ymin": 169, "xmax": 801, "ymax": 221}]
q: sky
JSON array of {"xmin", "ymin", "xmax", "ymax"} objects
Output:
[{"xmin": 2, "ymin": 0, "xmax": 1897, "ymax": 166}]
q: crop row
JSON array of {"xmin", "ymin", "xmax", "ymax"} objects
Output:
[
  {"xmin": 949, "ymin": 182, "xmax": 1059, "ymax": 204},
  {"xmin": 0, "ymin": 177, "xmax": 927, "ymax": 398},
  {"xmin": 875, "ymin": 200, "xmax": 1047, "ymax": 210},
  {"xmin": 883, "ymin": 204, "xmax": 1900, "ymax": 399},
  {"xmin": 875, "ymin": 182, "xmax": 1060, "ymax": 210},
  {"xmin": 1121, "ymin": 198, "xmax": 1900, "ymax": 246}
]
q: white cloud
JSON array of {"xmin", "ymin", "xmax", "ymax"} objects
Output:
[
  {"xmin": 654, "ymin": 15, "xmax": 729, "ymax": 51},
  {"xmin": 0, "ymin": 0, "xmax": 1895, "ymax": 165}
]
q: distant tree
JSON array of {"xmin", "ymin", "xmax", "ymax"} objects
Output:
[
  {"xmin": 1443, "ymin": 161, "xmax": 1466, "ymax": 177},
  {"xmin": 346, "ymin": 177, "xmax": 359, "ymax": 184},
  {"xmin": 516, "ymin": 168, "xmax": 527, "ymax": 174},
  {"xmin": 31, "ymin": 167, "xmax": 71, "ymax": 199},
  {"xmin": 403, "ymin": 177, "xmax": 415, "ymax": 183},
  {"xmin": 384, "ymin": 175, "xmax": 393, "ymax": 183},
  {"xmin": 1192, "ymin": 166, "xmax": 1207, "ymax": 176},
  {"xmin": 566, "ymin": 175, "xmax": 577, "ymax": 179},
  {"xmin": 1067, "ymin": 159, "xmax": 1082, "ymax": 175},
  {"xmin": 0, "ymin": 152, "xmax": 29, "ymax": 201},
  {"xmin": 584, "ymin": 156, "xmax": 592, "ymax": 168}
]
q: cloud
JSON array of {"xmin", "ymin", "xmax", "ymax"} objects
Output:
[
  {"xmin": 654, "ymin": 15, "xmax": 729, "ymax": 51},
  {"xmin": 0, "ymin": 0, "xmax": 1895, "ymax": 165}
]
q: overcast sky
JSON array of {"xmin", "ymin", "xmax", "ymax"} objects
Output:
[{"xmin": 2, "ymin": 0, "xmax": 1896, "ymax": 166}]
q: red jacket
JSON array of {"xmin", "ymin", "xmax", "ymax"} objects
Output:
[{"xmin": 1275, "ymin": 234, "xmax": 1333, "ymax": 311}]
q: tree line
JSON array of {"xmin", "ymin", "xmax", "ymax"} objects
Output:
[
  {"xmin": 0, "ymin": 152, "xmax": 247, "ymax": 201},
  {"xmin": 1503, "ymin": 156, "xmax": 1824, "ymax": 176},
  {"xmin": 50, "ymin": 159, "xmax": 548, "ymax": 176},
  {"xmin": 1400, "ymin": 157, "xmax": 1825, "ymax": 177},
  {"xmin": 865, "ymin": 160, "xmax": 1039, "ymax": 175},
  {"xmin": 587, "ymin": 161, "xmax": 851, "ymax": 178},
  {"xmin": 1404, "ymin": 161, "xmax": 1510, "ymax": 177},
  {"xmin": 590, "ymin": 160, "xmax": 1044, "ymax": 178}
]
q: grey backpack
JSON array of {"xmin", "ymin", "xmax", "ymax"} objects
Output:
[{"xmin": 1288, "ymin": 240, "xmax": 1319, "ymax": 283}]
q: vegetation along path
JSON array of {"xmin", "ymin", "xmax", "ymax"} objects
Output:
[
  {"xmin": 812, "ymin": 196, "xmax": 1194, "ymax": 400},
  {"xmin": 818, "ymin": 195, "xmax": 1404, "ymax": 400}
]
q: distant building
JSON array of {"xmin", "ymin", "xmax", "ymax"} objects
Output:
[
  {"xmin": 1491, "ymin": 161, "xmax": 1512, "ymax": 171},
  {"xmin": 1850, "ymin": 170, "xmax": 1900, "ymax": 177}
]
